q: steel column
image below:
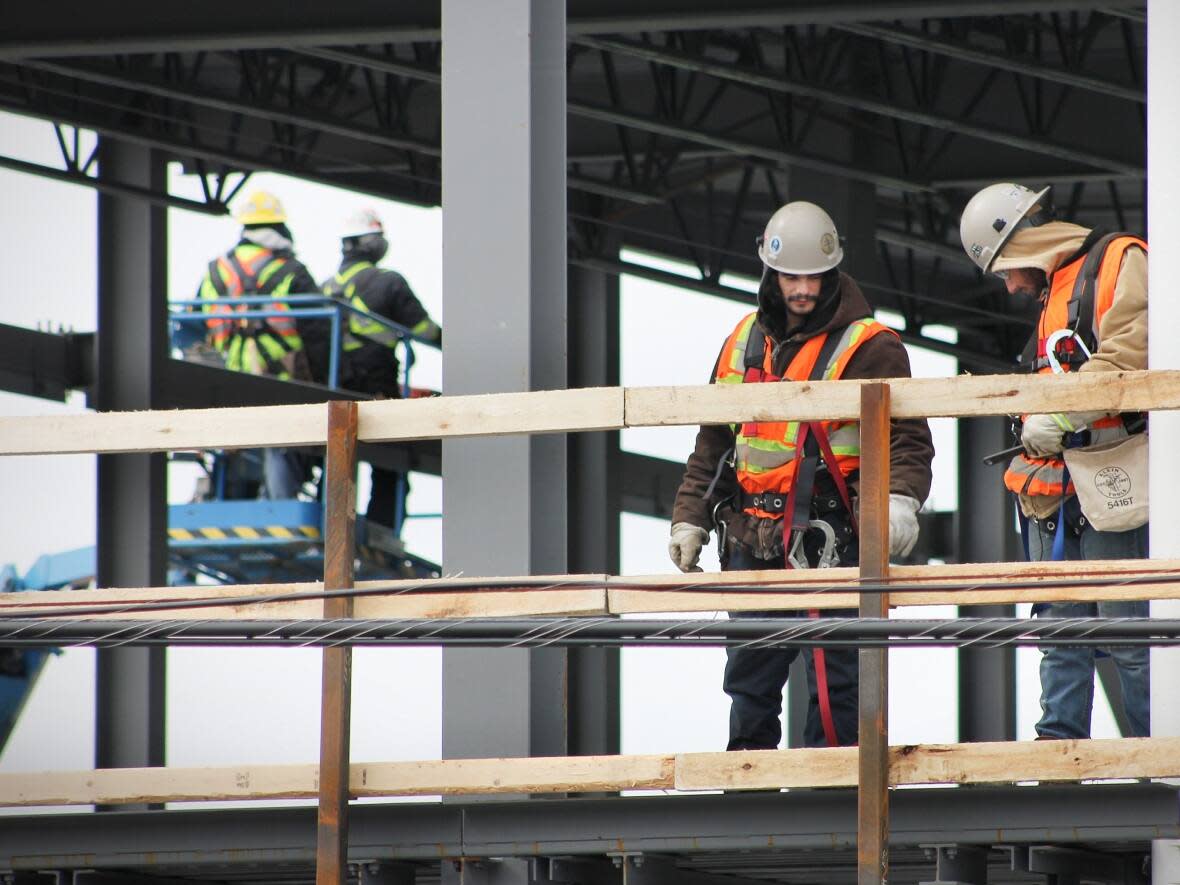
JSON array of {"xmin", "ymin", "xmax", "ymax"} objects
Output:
[
  {"xmin": 858, "ymin": 383, "xmax": 891, "ymax": 885},
  {"xmin": 1148, "ymin": 0, "xmax": 1180, "ymax": 739},
  {"xmin": 567, "ymin": 255, "xmax": 620, "ymax": 758},
  {"xmin": 440, "ymin": 0, "xmax": 569, "ymax": 790},
  {"xmin": 94, "ymin": 137, "xmax": 167, "ymax": 779},
  {"xmin": 956, "ymin": 417, "xmax": 1018, "ymax": 743},
  {"xmin": 317, "ymin": 401, "xmax": 359, "ymax": 885}
]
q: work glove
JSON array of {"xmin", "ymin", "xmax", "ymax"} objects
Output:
[
  {"xmin": 888, "ymin": 494, "xmax": 921, "ymax": 558},
  {"xmin": 668, "ymin": 522, "xmax": 709, "ymax": 573},
  {"xmin": 1021, "ymin": 413, "xmax": 1068, "ymax": 457}
]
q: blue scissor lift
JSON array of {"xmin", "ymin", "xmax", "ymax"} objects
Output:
[{"xmin": 0, "ymin": 294, "xmax": 442, "ymax": 753}]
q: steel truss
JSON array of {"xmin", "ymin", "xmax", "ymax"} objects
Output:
[{"xmin": 0, "ymin": 6, "xmax": 1146, "ymax": 367}]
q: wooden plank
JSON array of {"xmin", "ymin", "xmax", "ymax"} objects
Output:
[
  {"xmin": 318, "ymin": 400, "xmax": 358, "ymax": 885},
  {"xmin": 358, "ymin": 386, "xmax": 624, "ymax": 441},
  {"xmin": 5, "ymin": 370, "xmax": 1180, "ymax": 457},
  {"xmin": 4, "ymin": 558, "xmax": 1179, "ymax": 622},
  {"xmin": 0, "ymin": 754, "xmax": 675, "ymax": 807},
  {"xmin": 0, "ymin": 402, "xmax": 328, "ymax": 455},
  {"xmin": 0, "ymin": 584, "xmax": 611, "ymax": 621},
  {"xmin": 857, "ymin": 383, "xmax": 891, "ymax": 885},
  {"xmin": 674, "ymin": 736, "xmax": 1180, "ymax": 791},
  {"xmin": 6, "ymin": 737, "xmax": 1180, "ymax": 807},
  {"xmin": 608, "ymin": 581, "xmax": 1180, "ymax": 613},
  {"xmin": 623, "ymin": 370, "xmax": 1180, "ymax": 426}
]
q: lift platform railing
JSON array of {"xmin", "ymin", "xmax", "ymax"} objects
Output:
[
  {"xmin": 169, "ymin": 293, "xmax": 440, "ymax": 396},
  {"xmin": 2, "ymin": 369, "xmax": 1180, "ymax": 885}
]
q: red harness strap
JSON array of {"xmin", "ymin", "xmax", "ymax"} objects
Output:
[{"xmin": 779, "ymin": 421, "xmax": 842, "ymax": 748}]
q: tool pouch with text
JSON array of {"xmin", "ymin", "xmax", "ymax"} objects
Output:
[{"xmin": 1063, "ymin": 432, "xmax": 1148, "ymax": 531}]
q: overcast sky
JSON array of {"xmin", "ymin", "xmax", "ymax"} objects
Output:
[{"xmin": 0, "ymin": 111, "xmax": 1121, "ymax": 809}]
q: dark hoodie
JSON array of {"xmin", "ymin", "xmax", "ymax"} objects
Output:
[{"xmin": 671, "ymin": 269, "xmax": 935, "ymax": 549}]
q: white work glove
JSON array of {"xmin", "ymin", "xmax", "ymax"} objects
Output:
[
  {"xmin": 1021, "ymin": 413, "xmax": 1068, "ymax": 457},
  {"xmin": 888, "ymin": 494, "xmax": 921, "ymax": 558},
  {"xmin": 668, "ymin": 522, "xmax": 709, "ymax": 573}
]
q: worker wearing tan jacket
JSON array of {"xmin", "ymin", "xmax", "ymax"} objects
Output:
[{"xmin": 960, "ymin": 182, "xmax": 1149, "ymax": 740}]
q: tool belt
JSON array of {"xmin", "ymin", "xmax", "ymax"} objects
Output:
[{"xmin": 738, "ymin": 470, "xmax": 853, "ymax": 518}]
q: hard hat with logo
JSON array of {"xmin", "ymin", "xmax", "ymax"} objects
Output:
[
  {"xmin": 757, "ymin": 201, "xmax": 844, "ymax": 275},
  {"xmin": 234, "ymin": 190, "xmax": 287, "ymax": 226},
  {"xmin": 341, "ymin": 208, "xmax": 385, "ymax": 241},
  {"xmin": 959, "ymin": 182, "xmax": 1051, "ymax": 273}
]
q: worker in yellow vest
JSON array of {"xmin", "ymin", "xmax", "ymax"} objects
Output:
[
  {"xmin": 197, "ymin": 190, "xmax": 326, "ymax": 500},
  {"xmin": 959, "ymin": 182, "xmax": 1149, "ymax": 739},
  {"xmin": 322, "ymin": 209, "xmax": 442, "ymax": 530},
  {"xmin": 670, "ymin": 202, "xmax": 934, "ymax": 750}
]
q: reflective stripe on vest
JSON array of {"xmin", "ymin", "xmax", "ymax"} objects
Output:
[
  {"xmin": 325, "ymin": 262, "xmax": 403, "ymax": 352},
  {"xmin": 1003, "ymin": 235, "xmax": 1146, "ymax": 498},
  {"xmin": 199, "ymin": 245, "xmax": 304, "ymax": 376},
  {"xmin": 713, "ymin": 313, "xmax": 895, "ymax": 515}
]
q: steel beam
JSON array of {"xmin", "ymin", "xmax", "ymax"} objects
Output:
[
  {"xmin": 574, "ymin": 36, "xmax": 1142, "ymax": 175},
  {"xmin": 839, "ymin": 22, "xmax": 1145, "ymax": 104},
  {"xmin": 439, "ymin": 0, "xmax": 569, "ymax": 789},
  {"xmin": 568, "ymin": 101, "xmax": 933, "ymax": 194},
  {"xmin": 23, "ymin": 59, "xmax": 441, "ymax": 158},
  {"xmin": 93, "ymin": 137, "xmax": 168, "ymax": 785},
  {"xmin": 857, "ymin": 383, "xmax": 892, "ymax": 885},
  {"xmin": 1, "ymin": 785, "xmax": 1177, "ymax": 866},
  {"xmin": 317, "ymin": 400, "xmax": 359, "ymax": 885},
  {"xmin": 0, "ymin": 2, "xmax": 1143, "ymax": 58}
]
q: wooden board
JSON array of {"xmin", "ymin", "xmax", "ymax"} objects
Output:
[
  {"xmin": 624, "ymin": 370, "xmax": 1180, "ymax": 426},
  {"xmin": 5, "ymin": 737, "xmax": 1177, "ymax": 806},
  {"xmin": 3, "ymin": 558, "xmax": 1177, "ymax": 621},
  {"xmin": 0, "ymin": 582, "xmax": 611, "ymax": 621},
  {"xmin": 674, "ymin": 736, "xmax": 1180, "ymax": 790},
  {"xmin": 0, "ymin": 402, "xmax": 328, "ymax": 455},
  {"xmin": 358, "ymin": 386, "xmax": 624, "ymax": 442},
  {"xmin": 5, "ymin": 370, "xmax": 1180, "ymax": 456}
]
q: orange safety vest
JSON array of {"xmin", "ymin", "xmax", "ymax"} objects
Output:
[
  {"xmin": 714, "ymin": 312, "xmax": 896, "ymax": 520},
  {"xmin": 1003, "ymin": 235, "xmax": 1147, "ymax": 499}
]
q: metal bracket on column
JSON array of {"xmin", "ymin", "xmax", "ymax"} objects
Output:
[{"xmin": 919, "ymin": 844, "xmax": 990, "ymax": 885}]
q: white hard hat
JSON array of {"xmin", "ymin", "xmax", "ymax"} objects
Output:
[
  {"xmin": 757, "ymin": 201, "xmax": 844, "ymax": 274},
  {"xmin": 341, "ymin": 208, "xmax": 384, "ymax": 240},
  {"xmin": 959, "ymin": 182, "xmax": 1051, "ymax": 273}
]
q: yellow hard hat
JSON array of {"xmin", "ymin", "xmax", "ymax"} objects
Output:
[{"xmin": 234, "ymin": 190, "xmax": 287, "ymax": 226}]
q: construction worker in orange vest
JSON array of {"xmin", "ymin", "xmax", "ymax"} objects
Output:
[
  {"xmin": 197, "ymin": 190, "xmax": 325, "ymax": 500},
  {"xmin": 960, "ymin": 182, "xmax": 1149, "ymax": 739},
  {"xmin": 670, "ymin": 202, "xmax": 934, "ymax": 750}
]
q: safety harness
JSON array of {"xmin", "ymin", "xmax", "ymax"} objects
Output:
[{"xmin": 737, "ymin": 322, "xmax": 859, "ymax": 748}]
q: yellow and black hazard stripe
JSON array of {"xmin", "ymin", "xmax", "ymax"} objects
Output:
[{"xmin": 168, "ymin": 525, "xmax": 321, "ymax": 542}]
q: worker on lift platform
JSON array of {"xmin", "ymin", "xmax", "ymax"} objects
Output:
[
  {"xmin": 197, "ymin": 190, "xmax": 327, "ymax": 500},
  {"xmin": 320, "ymin": 208, "xmax": 442, "ymax": 531}
]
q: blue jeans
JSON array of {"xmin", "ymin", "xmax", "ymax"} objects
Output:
[
  {"xmin": 1027, "ymin": 496, "xmax": 1150, "ymax": 738},
  {"xmin": 722, "ymin": 533, "xmax": 859, "ymax": 749}
]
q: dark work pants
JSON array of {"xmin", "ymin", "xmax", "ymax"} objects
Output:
[
  {"xmin": 366, "ymin": 466, "xmax": 407, "ymax": 531},
  {"xmin": 723, "ymin": 540, "xmax": 859, "ymax": 749}
]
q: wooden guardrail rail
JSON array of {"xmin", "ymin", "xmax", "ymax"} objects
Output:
[
  {"xmin": 3, "ymin": 369, "xmax": 1179, "ymax": 885},
  {"xmin": 3, "ymin": 736, "xmax": 1178, "ymax": 807},
  {"xmin": 2, "ymin": 370, "xmax": 1179, "ymax": 454}
]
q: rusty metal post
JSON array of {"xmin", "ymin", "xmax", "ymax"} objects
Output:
[
  {"xmin": 857, "ymin": 382, "xmax": 891, "ymax": 885},
  {"xmin": 317, "ymin": 400, "xmax": 359, "ymax": 885}
]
